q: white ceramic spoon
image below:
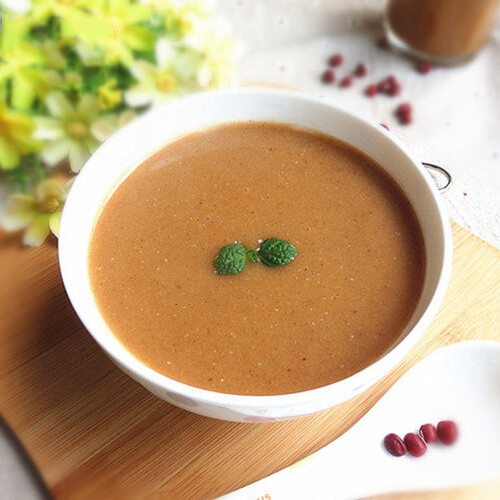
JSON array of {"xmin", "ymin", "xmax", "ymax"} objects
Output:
[{"xmin": 220, "ymin": 340, "xmax": 500, "ymax": 500}]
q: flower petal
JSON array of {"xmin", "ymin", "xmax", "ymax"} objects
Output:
[
  {"xmin": 86, "ymin": 137, "xmax": 100, "ymax": 155},
  {"xmin": 6, "ymin": 194, "xmax": 36, "ymax": 210},
  {"xmin": 197, "ymin": 64, "xmax": 211, "ymax": 87},
  {"xmin": 90, "ymin": 116, "xmax": 117, "ymax": 142},
  {"xmin": 0, "ymin": 197, "xmax": 36, "ymax": 230},
  {"xmin": 40, "ymin": 138, "xmax": 72, "ymax": 167},
  {"xmin": 0, "ymin": 137, "xmax": 20, "ymax": 169},
  {"xmin": 62, "ymin": 178, "xmax": 76, "ymax": 199},
  {"xmin": 49, "ymin": 211, "xmax": 62, "ymax": 236},
  {"xmin": 124, "ymin": 85, "xmax": 155, "ymax": 107},
  {"xmin": 46, "ymin": 91, "xmax": 74, "ymax": 119},
  {"xmin": 36, "ymin": 179, "xmax": 64, "ymax": 202},
  {"xmin": 34, "ymin": 117, "xmax": 65, "ymax": 140},
  {"xmin": 123, "ymin": 26, "xmax": 155, "ymax": 51},
  {"xmin": 23, "ymin": 214, "xmax": 50, "ymax": 247},
  {"xmin": 129, "ymin": 60, "xmax": 156, "ymax": 84},
  {"xmin": 155, "ymin": 38, "xmax": 175, "ymax": 69},
  {"xmin": 172, "ymin": 51, "xmax": 201, "ymax": 81},
  {"xmin": 68, "ymin": 143, "xmax": 90, "ymax": 172},
  {"xmin": 74, "ymin": 42, "xmax": 103, "ymax": 66},
  {"xmin": 118, "ymin": 110, "xmax": 136, "ymax": 128},
  {"xmin": 77, "ymin": 95, "xmax": 100, "ymax": 122},
  {"xmin": 11, "ymin": 72, "xmax": 37, "ymax": 110},
  {"xmin": 0, "ymin": 209, "xmax": 34, "ymax": 230}
]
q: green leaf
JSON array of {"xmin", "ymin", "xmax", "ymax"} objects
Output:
[
  {"xmin": 214, "ymin": 243, "xmax": 247, "ymax": 275},
  {"xmin": 246, "ymin": 249, "xmax": 260, "ymax": 263},
  {"xmin": 258, "ymin": 238, "xmax": 298, "ymax": 267},
  {"xmin": 1, "ymin": 154, "xmax": 47, "ymax": 194}
]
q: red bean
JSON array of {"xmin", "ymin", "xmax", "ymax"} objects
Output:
[
  {"xmin": 384, "ymin": 433, "xmax": 407, "ymax": 457},
  {"xmin": 387, "ymin": 81, "xmax": 401, "ymax": 96},
  {"xmin": 321, "ymin": 69, "xmax": 335, "ymax": 84},
  {"xmin": 340, "ymin": 75, "xmax": 353, "ymax": 88},
  {"xmin": 420, "ymin": 423, "xmax": 439, "ymax": 443},
  {"xmin": 437, "ymin": 420, "xmax": 458, "ymax": 445},
  {"xmin": 365, "ymin": 84, "xmax": 378, "ymax": 97},
  {"xmin": 397, "ymin": 102, "xmax": 412, "ymax": 115},
  {"xmin": 354, "ymin": 63, "xmax": 367, "ymax": 77},
  {"xmin": 377, "ymin": 76, "xmax": 401, "ymax": 96},
  {"xmin": 328, "ymin": 54, "xmax": 343, "ymax": 67},
  {"xmin": 395, "ymin": 102, "xmax": 413, "ymax": 125},
  {"xmin": 379, "ymin": 123, "xmax": 390, "ymax": 131},
  {"xmin": 377, "ymin": 79, "xmax": 391, "ymax": 94},
  {"xmin": 404, "ymin": 433, "xmax": 427, "ymax": 457},
  {"xmin": 417, "ymin": 61, "xmax": 433, "ymax": 74}
]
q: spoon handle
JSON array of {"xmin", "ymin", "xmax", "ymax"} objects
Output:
[
  {"xmin": 220, "ymin": 428, "xmax": 384, "ymax": 500},
  {"xmin": 220, "ymin": 341, "xmax": 500, "ymax": 500}
]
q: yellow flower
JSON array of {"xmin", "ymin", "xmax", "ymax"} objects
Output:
[
  {"xmin": 116, "ymin": 109, "xmax": 136, "ymax": 127},
  {"xmin": 98, "ymin": 79, "xmax": 123, "ymax": 110},
  {"xmin": 28, "ymin": 0, "xmax": 94, "ymax": 23},
  {"xmin": 61, "ymin": 0, "xmax": 155, "ymax": 66},
  {"xmin": 0, "ymin": 102, "xmax": 41, "ymax": 169},
  {"xmin": 125, "ymin": 38, "xmax": 200, "ymax": 107},
  {"xmin": 35, "ymin": 70, "xmax": 83, "ymax": 100},
  {"xmin": 0, "ymin": 179, "xmax": 70, "ymax": 247},
  {"xmin": 1, "ymin": 10, "xmax": 33, "ymax": 51},
  {"xmin": 0, "ymin": 42, "xmax": 45, "ymax": 110},
  {"xmin": 142, "ymin": 0, "xmax": 208, "ymax": 37},
  {"xmin": 37, "ymin": 40, "xmax": 66, "ymax": 69},
  {"xmin": 163, "ymin": 1, "xmax": 207, "ymax": 39},
  {"xmin": 184, "ymin": 17, "xmax": 238, "ymax": 88},
  {"xmin": 34, "ymin": 91, "xmax": 117, "ymax": 172}
]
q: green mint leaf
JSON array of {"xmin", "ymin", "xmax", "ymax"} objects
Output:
[
  {"xmin": 246, "ymin": 249, "xmax": 260, "ymax": 263},
  {"xmin": 214, "ymin": 243, "xmax": 247, "ymax": 275},
  {"xmin": 258, "ymin": 238, "xmax": 298, "ymax": 267}
]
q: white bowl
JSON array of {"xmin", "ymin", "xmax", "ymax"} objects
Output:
[{"xmin": 59, "ymin": 88, "xmax": 452, "ymax": 422}]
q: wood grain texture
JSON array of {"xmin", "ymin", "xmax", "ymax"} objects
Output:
[{"xmin": 0, "ymin": 223, "xmax": 499, "ymax": 500}]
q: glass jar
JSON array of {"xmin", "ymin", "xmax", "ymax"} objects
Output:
[{"xmin": 385, "ymin": 0, "xmax": 500, "ymax": 65}]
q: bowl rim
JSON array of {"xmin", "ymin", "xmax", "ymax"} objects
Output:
[{"xmin": 59, "ymin": 87, "xmax": 453, "ymax": 409}]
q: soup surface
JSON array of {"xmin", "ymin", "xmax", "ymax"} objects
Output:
[{"xmin": 89, "ymin": 123, "xmax": 425, "ymax": 395}]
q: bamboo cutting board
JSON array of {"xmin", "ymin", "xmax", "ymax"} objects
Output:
[{"xmin": 0, "ymin": 222, "xmax": 499, "ymax": 500}]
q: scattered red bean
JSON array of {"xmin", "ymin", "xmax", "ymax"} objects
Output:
[
  {"xmin": 354, "ymin": 63, "xmax": 367, "ymax": 77},
  {"xmin": 388, "ymin": 81, "xmax": 402, "ymax": 96},
  {"xmin": 340, "ymin": 75, "xmax": 353, "ymax": 88},
  {"xmin": 379, "ymin": 123, "xmax": 390, "ymax": 131},
  {"xmin": 395, "ymin": 102, "xmax": 413, "ymax": 125},
  {"xmin": 377, "ymin": 79, "xmax": 391, "ymax": 93},
  {"xmin": 377, "ymin": 75, "xmax": 401, "ymax": 96},
  {"xmin": 404, "ymin": 433, "xmax": 427, "ymax": 457},
  {"xmin": 365, "ymin": 84, "xmax": 378, "ymax": 97},
  {"xmin": 384, "ymin": 433, "xmax": 407, "ymax": 457},
  {"xmin": 328, "ymin": 53, "xmax": 343, "ymax": 67},
  {"xmin": 322, "ymin": 69, "xmax": 335, "ymax": 84},
  {"xmin": 397, "ymin": 102, "xmax": 412, "ymax": 114},
  {"xmin": 417, "ymin": 61, "xmax": 433, "ymax": 74},
  {"xmin": 437, "ymin": 420, "xmax": 458, "ymax": 445},
  {"xmin": 420, "ymin": 424, "xmax": 439, "ymax": 443},
  {"xmin": 377, "ymin": 37, "xmax": 390, "ymax": 50}
]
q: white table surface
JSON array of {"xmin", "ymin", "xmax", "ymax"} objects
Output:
[{"xmin": 1, "ymin": 1, "xmax": 499, "ymax": 499}]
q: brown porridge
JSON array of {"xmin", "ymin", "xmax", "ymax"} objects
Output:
[{"xmin": 88, "ymin": 123, "xmax": 425, "ymax": 395}]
